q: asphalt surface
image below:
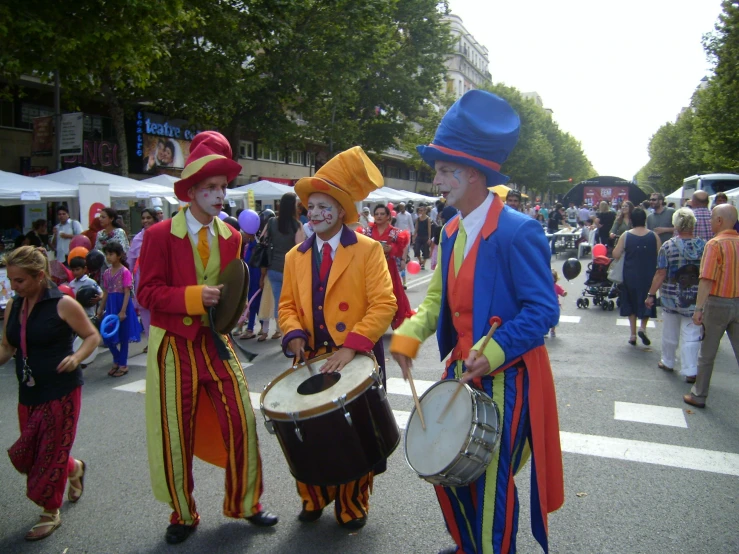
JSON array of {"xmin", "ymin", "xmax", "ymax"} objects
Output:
[{"xmin": 1, "ymin": 259, "xmax": 738, "ymax": 554}]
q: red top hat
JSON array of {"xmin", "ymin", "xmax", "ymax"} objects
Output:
[{"xmin": 174, "ymin": 131, "xmax": 242, "ymax": 201}]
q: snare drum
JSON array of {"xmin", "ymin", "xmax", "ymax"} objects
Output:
[
  {"xmin": 405, "ymin": 380, "xmax": 501, "ymax": 487},
  {"xmin": 260, "ymin": 352, "xmax": 400, "ymax": 486}
]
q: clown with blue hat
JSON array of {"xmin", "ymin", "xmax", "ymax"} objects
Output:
[{"xmin": 391, "ymin": 90, "xmax": 564, "ymax": 554}]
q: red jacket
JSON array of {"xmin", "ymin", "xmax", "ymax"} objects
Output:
[{"xmin": 137, "ymin": 213, "xmax": 241, "ymax": 341}]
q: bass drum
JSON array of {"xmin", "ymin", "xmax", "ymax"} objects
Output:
[
  {"xmin": 73, "ymin": 336, "xmax": 98, "ymax": 365},
  {"xmin": 260, "ymin": 352, "xmax": 399, "ymax": 486}
]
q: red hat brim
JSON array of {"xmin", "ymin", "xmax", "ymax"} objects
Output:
[{"xmin": 174, "ymin": 158, "xmax": 242, "ymax": 201}]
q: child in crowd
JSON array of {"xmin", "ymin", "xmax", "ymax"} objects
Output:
[
  {"xmin": 68, "ymin": 256, "xmax": 102, "ymax": 318},
  {"xmin": 550, "ymin": 269, "xmax": 567, "ymax": 338},
  {"xmin": 97, "ymin": 243, "xmax": 142, "ymax": 377}
]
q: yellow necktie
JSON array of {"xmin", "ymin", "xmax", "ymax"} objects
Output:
[
  {"xmin": 454, "ymin": 219, "xmax": 466, "ymax": 276},
  {"xmin": 197, "ymin": 226, "xmax": 210, "ymax": 268}
]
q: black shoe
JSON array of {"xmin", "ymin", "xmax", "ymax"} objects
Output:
[
  {"xmin": 298, "ymin": 508, "xmax": 323, "ymax": 522},
  {"xmin": 165, "ymin": 524, "xmax": 196, "ymax": 544},
  {"xmin": 638, "ymin": 330, "xmax": 651, "ymax": 346},
  {"xmin": 341, "ymin": 516, "xmax": 367, "ymax": 530},
  {"xmin": 439, "ymin": 547, "xmax": 458, "ymax": 554},
  {"xmin": 246, "ymin": 510, "xmax": 279, "ymax": 527}
]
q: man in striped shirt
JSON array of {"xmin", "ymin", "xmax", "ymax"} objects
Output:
[
  {"xmin": 684, "ymin": 204, "xmax": 739, "ymax": 408},
  {"xmin": 689, "ymin": 191, "xmax": 713, "ymax": 241}
]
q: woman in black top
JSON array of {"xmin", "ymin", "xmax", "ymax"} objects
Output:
[
  {"xmin": 414, "ymin": 205, "xmax": 432, "ymax": 269},
  {"xmin": 0, "ymin": 246, "xmax": 99, "ymax": 541},
  {"xmin": 24, "ymin": 219, "xmax": 49, "ymax": 249}
]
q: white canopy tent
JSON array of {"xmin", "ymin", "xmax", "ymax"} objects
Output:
[
  {"xmin": 231, "ymin": 180, "xmax": 295, "ymax": 201},
  {"xmin": 38, "ymin": 167, "xmax": 174, "ymax": 198},
  {"xmin": 0, "ymin": 170, "xmax": 78, "ymax": 206},
  {"xmin": 140, "ymin": 174, "xmax": 248, "ymax": 206},
  {"xmin": 665, "ymin": 186, "xmax": 683, "ymax": 204}
]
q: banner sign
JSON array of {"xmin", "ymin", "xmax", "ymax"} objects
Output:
[
  {"xmin": 60, "ymin": 112, "xmax": 84, "ymax": 156},
  {"xmin": 31, "ymin": 116, "xmax": 54, "ymax": 156},
  {"xmin": 583, "ymin": 186, "xmax": 629, "ymax": 206},
  {"xmin": 136, "ymin": 111, "xmax": 200, "ymax": 173}
]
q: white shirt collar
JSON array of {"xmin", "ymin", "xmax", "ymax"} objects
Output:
[
  {"xmin": 185, "ymin": 208, "xmax": 216, "ymax": 237},
  {"xmin": 459, "ymin": 192, "xmax": 494, "ymax": 256},
  {"xmin": 315, "ymin": 227, "xmax": 343, "ymax": 258}
]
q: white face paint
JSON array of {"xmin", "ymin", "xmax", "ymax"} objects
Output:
[
  {"xmin": 307, "ymin": 192, "xmax": 342, "ymax": 235},
  {"xmin": 433, "ymin": 162, "xmax": 470, "ymax": 208},
  {"xmin": 192, "ymin": 177, "xmax": 228, "ymax": 217}
]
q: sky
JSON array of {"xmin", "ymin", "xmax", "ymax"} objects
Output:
[{"xmin": 449, "ymin": 0, "xmax": 724, "ymax": 180}]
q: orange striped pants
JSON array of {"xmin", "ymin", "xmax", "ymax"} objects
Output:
[
  {"xmin": 157, "ymin": 330, "xmax": 263, "ymax": 526},
  {"xmin": 297, "ymin": 472, "xmax": 374, "ymax": 524}
]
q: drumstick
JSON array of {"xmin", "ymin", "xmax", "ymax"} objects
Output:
[
  {"xmin": 407, "ymin": 368, "xmax": 426, "ymax": 430},
  {"xmin": 437, "ymin": 317, "xmax": 502, "ymax": 424},
  {"xmin": 301, "ymin": 350, "xmax": 316, "ymax": 376}
]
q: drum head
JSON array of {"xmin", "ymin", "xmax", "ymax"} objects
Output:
[
  {"xmin": 73, "ymin": 336, "xmax": 98, "ymax": 365},
  {"xmin": 213, "ymin": 259, "xmax": 249, "ymax": 334},
  {"xmin": 261, "ymin": 353, "xmax": 378, "ymax": 420},
  {"xmin": 405, "ymin": 380, "xmax": 473, "ymax": 476}
]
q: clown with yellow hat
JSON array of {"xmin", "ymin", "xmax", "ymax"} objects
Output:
[
  {"xmin": 278, "ymin": 146, "xmax": 396, "ymax": 529},
  {"xmin": 137, "ymin": 130, "xmax": 279, "ymax": 544}
]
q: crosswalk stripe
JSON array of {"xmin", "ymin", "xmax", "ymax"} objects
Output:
[
  {"xmin": 559, "ymin": 315, "xmax": 581, "ymax": 323},
  {"xmin": 386, "ymin": 377, "xmax": 434, "ymax": 397},
  {"xmin": 617, "ymin": 319, "xmax": 656, "ymax": 328},
  {"xmin": 614, "ymin": 401, "xmax": 687, "ymax": 428},
  {"xmin": 405, "ymin": 274, "xmax": 434, "ymax": 290}
]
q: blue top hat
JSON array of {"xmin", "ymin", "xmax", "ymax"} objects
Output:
[{"xmin": 417, "ymin": 90, "xmax": 520, "ymax": 185}]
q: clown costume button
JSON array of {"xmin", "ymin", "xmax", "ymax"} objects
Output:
[
  {"xmin": 336, "ymin": 322, "xmax": 346, "ymax": 332},
  {"xmin": 339, "ymin": 302, "xmax": 349, "ymax": 311}
]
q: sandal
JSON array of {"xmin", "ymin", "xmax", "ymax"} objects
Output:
[
  {"xmin": 68, "ymin": 459, "xmax": 86, "ymax": 503},
  {"xmin": 25, "ymin": 510, "xmax": 61, "ymax": 541},
  {"xmin": 111, "ymin": 367, "xmax": 128, "ymax": 378},
  {"xmin": 628, "ymin": 335, "xmax": 637, "ymax": 346},
  {"xmin": 257, "ymin": 332, "xmax": 268, "ymax": 342},
  {"xmin": 658, "ymin": 362, "xmax": 674, "ymax": 372},
  {"xmin": 239, "ymin": 331, "xmax": 256, "ymax": 340},
  {"xmin": 271, "ymin": 331, "xmax": 282, "ymax": 340},
  {"xmin": 143, "ymin": 346, "xmax": 148, "ymax": 354},
  {"xmin": 638, "ymin": 330, "xmax": 651, "ymax": 346},
  {"xmin": 108, "ymin": 364, "xmax": 120, "ymax": 376}
]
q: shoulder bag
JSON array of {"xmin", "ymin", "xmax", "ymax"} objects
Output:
[
  {"xmin": 249, "ymin": 221, "xmax": 273, "ymax": 269},
  {"xmin": 607, "ymin": 233, "xmax": 626, "ymax": 284}
]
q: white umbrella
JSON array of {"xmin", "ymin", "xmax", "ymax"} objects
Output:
[{"xmin": 0, "ymin": 170, "xmax": 77, "ymax": 205}]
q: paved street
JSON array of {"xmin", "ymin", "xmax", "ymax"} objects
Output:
[{"xmin": 1, "ymin": 263, "xmax": 738, "ymax": 554}]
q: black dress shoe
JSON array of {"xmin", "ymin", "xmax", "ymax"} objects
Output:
[
  {"xmin": 165, "ymin": 523, "xmax": 196, "ymax": 544},
  {"xmin": 246, "ymin": 510, "xmax": 279, "ymax": 527},
  {"xmin": 298, "ymin": 508, "xmax": 323, "ymax": 522},
  {"xmin": 341, "ymin": 516, "xmax": 367, "ymax": 530},
  {"xmin": 438, "ymin": 546, "xmax": 458, "ymax": 554}
]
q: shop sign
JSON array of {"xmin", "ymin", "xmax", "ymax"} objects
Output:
[
  {"xmin": 60, "ymin": 112, "xmax": 84, "ymax": 156},
  {"xmin": 136, "ymin": 111, "xmax": 200, "ymax": 173},
  {"xmin": 63, "ymin": 140, "xmax": 120, "ymax": 168},
  {"xmin": 31, "ymin": 116, "xmax": 54, "ymax": 156}
]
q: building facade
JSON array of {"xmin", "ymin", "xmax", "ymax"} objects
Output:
[{"xmin": 442, "ymin": 14, "xmax": 492, "ymax": 98}]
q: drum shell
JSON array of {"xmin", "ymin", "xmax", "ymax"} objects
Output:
[
  {"xmin": 270, "ymin": 382, "xmax": 400, "ymax": 486},
  {"xmin": 405, "ymin": 382, "xmax": 500, "ymax": 487}
]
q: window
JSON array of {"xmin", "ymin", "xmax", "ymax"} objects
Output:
[
  {"xmin": 0, "ymin": 99, "xmax": 14, "ymax": 127},
  {"xmin": 306, "ymin": 152, "xmax": 316, "ymax": 167},
  {"xmin": 386, "ymin": 166, "xmax": 401, "ymax": 179},
  {"xmin": 19, "ymin": 103, "xmax": 54, "ymax": 130},
  {"xmin": 408, "ymin": 169, "xmax": 417, "ymax": 181},
  {"xmin": 257, "ymin": 145, "xmax": 283, "ymax": 162},
  {"xmin": 239, "ymin": 141, "xmax": 254, "ymax": 159},
  {"xmin": 288, "ymin": 150, "xmax": 303, "ymax": 165}
]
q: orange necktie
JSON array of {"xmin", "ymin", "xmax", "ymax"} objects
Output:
[{"xmin": 197, "ymin": 226, "xmax": 210, "ymax": 268}]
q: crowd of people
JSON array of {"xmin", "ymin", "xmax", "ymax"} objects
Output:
[{"xmin": 1, "ymin": 89, "xmax": 736, "ymax": 554}]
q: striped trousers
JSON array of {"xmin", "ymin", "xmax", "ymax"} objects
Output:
[
  {"xmin": 437, "ymin": 362, "xmax": 547, "ymax": 554},
  {"xmin": 157, "ymin": 330, "xmax": 263, "ymax": 526},
  {"xmin": 297, "ymin": 472, "xmax": 374, "ymax": 524}
]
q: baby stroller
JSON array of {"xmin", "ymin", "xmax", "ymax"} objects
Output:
[{"xmin": 576, "ymin": 255, "xmax": 619, "ymax": 311}]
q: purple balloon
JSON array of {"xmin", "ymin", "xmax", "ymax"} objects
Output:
[
  {"xmin": 238, "ymin": 209, "xmax": 260, "ymax": 234},
  {"xmin": 218, "ymin": 211, "xmax": 229, "ymax": 220}
]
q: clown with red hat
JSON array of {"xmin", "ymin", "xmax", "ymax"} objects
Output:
[
  {"xmin": 137, "ymin": 131, "xmax": 278, "ymax": 544},
  {"xmin": 390, "ymin": 90, "xmax": 564, "ymax": 554},
  {"xmin": 277, "ymin": 146, "xmax": 396, "ymax": 530}
]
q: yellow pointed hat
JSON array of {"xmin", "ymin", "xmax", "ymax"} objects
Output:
[{"xmin": 294, "ymin": 146, "xmax": 383, "ymax": 224}]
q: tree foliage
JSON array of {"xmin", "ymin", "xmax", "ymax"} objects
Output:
[{"xmin": 637, "ymin": 1, "xmax": 739, "ymax": 193}]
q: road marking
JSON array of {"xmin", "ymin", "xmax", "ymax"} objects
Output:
[
  {"xmin": 127, "ymin": 354, "xmax": 147, "ymax": 367},
  {"xmin": 616, "ymin": 319, "xmax": 656, "ymax": 328},
  {"xmin": 405, "ymin": 274, "xmax": 435, "ymax": 290},
  {"xmin": 386, "ymin": 377, "xmax": 435, "ymax": 397},
  {"xmin": 614, "ymin": 401, "xmax": 688, "ymax": 428},
  {"xmin": 113, "ymin": 379, "xmax": 147, "ymax": 394},
  {"xmin": 559, "ymin": 315, "xmax": 581, "ymax": 323},
  {"xmin": 559, "ymin": 431, "xmax": 739, "ymax": 477}
]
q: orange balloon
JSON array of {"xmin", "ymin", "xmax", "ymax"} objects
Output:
[
  {"xmin": 68, "ymin": 246, "xmax": 90, "ymax": 262},
  {"xmin": 407, "ymin": 260, "xmax": 421, "ymax": 274}
]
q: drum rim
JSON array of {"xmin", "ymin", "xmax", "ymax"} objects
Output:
[
  {"xmin": 404, "ymin": 379, "xmax": 478, "ymax": 478},
  {"xmin": 260, "ymin": 351, "xmax": 378, "ymax": 421}
]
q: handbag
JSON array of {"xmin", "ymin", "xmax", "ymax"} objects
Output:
[
  {"xmin": 607, "ymin": 233, "xmax": 626, "ymax": 283},
  {"xmin": 249, "ymin": 224, "xmax": 272, "ymax": 269}
]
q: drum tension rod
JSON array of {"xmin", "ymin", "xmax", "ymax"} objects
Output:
[
  {"xmin": 289, "ymin": 412, "xmax": 303, "ymax": 442},
  {"xmin": 334, "ymin": 394, "xmax": 353, "ymax": 426},
  {"xmin": 259, "ymin": 406, "xmax": 276, "ymax": 435}
]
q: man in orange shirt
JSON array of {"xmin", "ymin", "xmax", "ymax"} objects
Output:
[{"xmin": 684, "ymin": 204, "xmax": 739, "ymax": 408}]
